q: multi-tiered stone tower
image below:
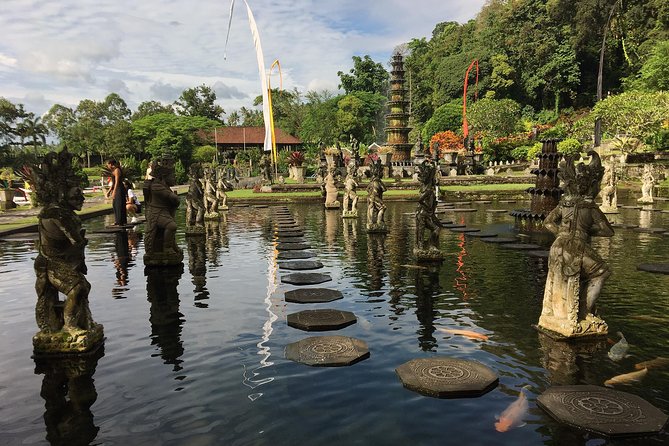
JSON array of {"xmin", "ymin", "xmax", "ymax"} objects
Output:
[
  {"xmin": 385, "ymin": 53, "xmax": 412, "ymax": 162},
  {"xmin": 511, "ymin": 139, "xmax": 563, "ymax": 222}
]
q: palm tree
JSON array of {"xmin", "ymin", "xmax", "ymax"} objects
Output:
[{"xmin": 17, "ymin": 114, "xmax": 48, "ymax": 153}]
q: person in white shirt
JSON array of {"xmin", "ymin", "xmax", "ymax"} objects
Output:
[{"xmin": 124, "ymin": 180, "xmax": 141, "ymax": 223}]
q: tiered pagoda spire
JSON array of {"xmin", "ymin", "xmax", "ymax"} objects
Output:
[{"xmin": 385, "ymin": 53, "xmax": 412, "ymax": 161}]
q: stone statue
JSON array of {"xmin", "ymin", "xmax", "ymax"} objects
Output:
[
  {"xmin": 538, "ymin": 151, "xmax": 614, "ymax": 339},
  {"xmin": 185, "ymin": 163, "xmax": 205, "ymax": 235},
  {"xmin": 143, "ymin": 156, "xmax": 183, "ymax": 266},
  {"xmin": 216, "ymin": 166, "xmax": 232, "ymax": 211},
  {"xmin": 202, "ymin": 167, "xmax": 219, "ymax": 219},
  {"xmin": 260, "ymin": 154, "xmax": 272, "ymax": 183},
  {"xmin": 366, "ymin": 158, "xmax": 387, "ymax": 233},
  {"xmin": 599, "ymin": 156, "xmax": 618, "ymax": 213},
  {"xmin": 637, "ymin": 164, "xmax": 655, "ymax": 204},
  {"xmin": 414, "ymin": 159, "xmax": 444, "ymax": 261},
  {"xmin": 27, "ymin": 149, "xmax": 104, "ymax": 354},
  {"xmin": 342, "ymin": 161, "xmax": 359, "ymax": 218},
  {"xmin": 324, "ymin": 165, "xmax": 341, "ymax": 209}
]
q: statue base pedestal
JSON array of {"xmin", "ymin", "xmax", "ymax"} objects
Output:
[
  {"xmin": 185, "ymin": 226, "xmax": 205, "ymax": 236},
  {"xmin": 342, "ymin": 210, "xmax": 358, "ymax": 218},
  {"xmin": 325, "ymin": 201, "xmax": 341, "ymax": 209},
  {"xmin": 414, "ymin": 247, "xmax": 444, "ymax": 262},
  {"xmin": 637, "ymin": 198, "xmax": 654, "ymax": 204},
  {"xmin": 220, "ymin": 205, "xmax": 229, "ymax": 211},
  {"xmin": 33, "ymin": 323, "xmax": 105, "ymax": 356},
  {"xmin": 144, "ymin": 250, "xmax": 184, "ymax": 266},
  {"xmin": 204, "ymin": 212, "xmax": 220, "ymax": 220},
  {"xmin": 366, "ymin": 223, "xmax": 387, "ymax": 234},
  {"xmin": 534, "ymin": 321, "xmax": 607, "ymax": 342},
  {"xmin": 600, "ymin": 206, "xmax": 619, "ymax": 214}
]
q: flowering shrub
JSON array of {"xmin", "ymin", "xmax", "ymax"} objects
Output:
[
  {"xmin": 429, "ymin": 131, "xmax": 464, "ymax": 157},
  {"xmin": 288, "ymin": 151, "xmax": 305, "ymax": 166}
]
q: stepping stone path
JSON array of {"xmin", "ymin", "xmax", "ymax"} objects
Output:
[
  {"xmin": 277, "ymin": 242, "xmax": 311, "ymax": 251},
  {"xmin": 93, "ymin": 225, "xmax": 133, "ymax": 233},
  {"xmin": 500, "ymin": 243, "xmax": 542, "ymax": 250},
  {"xmin": 252, "ymin": 204, "xmax": 269, "ymax": 208},
  {"xmin": 476, "ymin": 200, "xmax": 492, "ymax": 204},
  {"xmin": 637, "ymin": 263, "xmax": 669, "ymax": 275},
  {"xmin": 537, "ymin": 385, "xmax": 668, "ymax": 437},
  {"xmin": 499, "ymin": 200, "xmax": 516, "ymax": 203},
  {"xmin": 441, "ymin": 223, "xmax": 466, "ymax": 229},
  {"xmin": 282, "ymin": 272, "xmax": 332, "ymax": 285},
  {"xmin": 527, "ymin": 250, "xmax": 550, "ymax": 259},
  {"xmin": 287, "ymin": 309, "xmax": 357, "ymax": 331},
  {"xmin": 633, "ymin": 227, "xmax": 667, "ymax": 234},
  {"xmin": 481, "ymin": 237, "xmax": 519, "ymax": 244},
  {"xmin": 285, "ymin": 288, "xmax": 343, "ymax": 303},
  {"xmin": 450, "ymin": 228, "xmax": 481, "ymax": 233},
  {"xmin": 619, "ymin": 205, "xmax": 641, "ymax": 209},
  {"xmin": 396, "ymin": 357, "xmax": 499, "ymax": 398},
  {"xmin": 464, "ymin": 232, "xmax": 498, "ymax": 238},
  {"xmin": 485, "ymin": 209, "xmax": 508, "ymax": 213},
  {"xmin": 233, "ymin": 204, "xmax": 249, "ymax": 207},
  {"xmin": 276, "ymin": 231, "xmax": 305, "ymax": 237},
  {"xmin": 285, "ymin": 335, "xmax": 369, "ymax": 366},
  {"xmin": 449, "ymin": 209, "xmax": 478, "ymax": 213},
  {"xmin": 279, "ymin": 260, "xmax": 324, "ymax": 271},
  {"xmin": 278, "ymin": 251, "xmax": 315, "ymax": 260}
]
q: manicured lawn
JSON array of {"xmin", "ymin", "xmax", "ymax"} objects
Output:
[{"xmin": 441, "ymin": 183, "xmax": 532, "ymax": 192}]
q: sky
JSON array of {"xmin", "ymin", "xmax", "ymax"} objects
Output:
[{"xmin": 0, "ymin": 0, "xmax": 486, "ymax": 117}]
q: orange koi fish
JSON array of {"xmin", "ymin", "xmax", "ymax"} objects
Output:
[
  {"xmin": 437, "ymin": 328, "xmax": 489, "ymax": 341},
  {"xmin": 495, "ymin": 386, "xmax": 529, "ymax": 432},
  {"xmin": 635, "ymin": 357, "xmax": 669, "ymax": 371},
  {"xmin": 604, "ymin": 368, "xmax": 648, "ymax": 387}
]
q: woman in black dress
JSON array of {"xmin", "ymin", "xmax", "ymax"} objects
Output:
[{"xmin": 106, "ymin": 159, "xmax": 127, "ymax": 225}]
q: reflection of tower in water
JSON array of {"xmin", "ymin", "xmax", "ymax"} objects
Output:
[
  {"xmin": 187, "ymin": 236, "xmax": 209, "ymax": 307},
  {"xmin": 145, "ymin": 266, "xmax": 185, "ymax": 372},
  {"xmin": 414, "ymin": 269, "xmax": 441, "ymax": 351},
  {"xmin": 454, "ymin": 232, "xmax": 470, "ymax": 300},
  {"xmin": 366, "ymin": 234, "xmax": 386, "ymax": 291},
  {"xmin": 34, "ymin": 347, "xmax": 104, "ymax": 446}
]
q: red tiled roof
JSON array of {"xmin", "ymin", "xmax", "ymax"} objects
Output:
[{"xmin": 203, "ymin": 127, "xmax": 301, "ymax": 145}]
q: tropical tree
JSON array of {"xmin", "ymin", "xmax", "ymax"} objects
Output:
[
  {"xmin": 337, "ymin": 55, "xmax": 389, "ymax": 95},
  {"xmin": 299, "ymin": 90, "xmax": 340, "ymax": 145},
  {"xmin": 132, "ymin": 100, "xmax": 175, "ymax": 121},
  {"xmin": 174, "ymin": 84, "xmax": 225, "ymax": 123}
]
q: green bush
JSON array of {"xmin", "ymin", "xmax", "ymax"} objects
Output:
[
  {"xmin": 422, "ymin": 99, "xmax": 462, "ymax": 143},
  {"xmin": 557, "ymin": 138, "xmax": 583, "ymax": 157},
  {"xmin": 539, "ymin": 123, "xmax": 568, "ymax": 139},
  {"xmin": 527, "ymin": 142, "xmax": 542, "ymax": 160},
  {"xmin": 193, "ymin": 145, "xmax": 218, "ymax": 163},
  {"xmin": 174, "ymin": 159, "xmax": 187, "ymax": 184},
  {"xmin": 510, "ymin": 146, "xmax": 528, "ymax": 160},
  {"xmin": 82, "ymin": 166, "xmax": 103, "ymax": 177}
]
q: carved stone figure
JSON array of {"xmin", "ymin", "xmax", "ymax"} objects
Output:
[
  {"xmin": 143, "ymin": 156, "xmax": 183, "ymax": 266},
  {"xmin": 216, "ymin": 166, "xmax": 232, "ymax": 211},
  {"xmin": 202, "ymin": 167, "xmax": 219, "ymax": 219},
  {"xmin": 637, "ymin": 164, "xmax": 655, "ymax": 204},
  {"xmin": 324, "ymin": 165, "xmax": 341, "ymax": 209},
  {"xmin": 414, "ymin": 159, "xmax": 444, "ymax": 261},
  {"xmin": 538, "ymin": 152, "xmax": 614, "ymax": 339},
  {"xmin": 599, "ymin": 156, "xmax": 618, "ymax": 213},
  {"xmin": 27, "ymin": 149, "xmax": 104, "ymax": 354},
  {"xmin": 342, "ymin": 161, "xmax": 359, "ymax": 218},
  {"xmin": 260, "ymin": 154, "xmax": 272, "ymax": 183},
  {"xmin": 185, "ymin": 163, "xmax": 205, "ymax": 235},
  {"xmin": 366, "ymin": 158, "xmax": 387, "ymax": 233}
]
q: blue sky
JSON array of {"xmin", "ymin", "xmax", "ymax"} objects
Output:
[{"xmin": 0, "ymin": 0, "xmax": 486, "ymax": 116}]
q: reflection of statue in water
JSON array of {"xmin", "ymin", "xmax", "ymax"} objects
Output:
[
  {"xmin": 342, "ymin": 161, "xmax": 359, "ymax": 218},
  {"xmin": 637, "ymin": 164, "xmax": 655, "ymax": 204},
  {"xmin": 185, "ymin": 163, "xmax": 205, "ymax": 235},
  {"xmin": 366, "ymin": 159, "xmax": 387, "ymax": 233},
  {"xmin": 203, "ymin": 167, "xmax": 219, "ymax": 219},
  {"xmin": 143, "ymin": 156, "xmax": 183, "ymax": 266},
  {"xmin": 538, "ymin": 152, "xmax": 614, "ymax": 339},
  {"xmin": 35, "ymin": 347, "xmax": 104, "ymax": 446},
  {"xmin": 216, "ymin": 166, "xmax": 233, "ymax": 211},
  {"xmin": 599, "ymin": 156, "xmax": 618, "ymax": 213},
  {"xmin": 27, "ymin": 149, "xmax": 104, "ymax": 354},
  {"xmin": 187, "ymin": 237, "xmax": 209, "ymax": 307},
  {"xmin": 324, "ymin": 165, "xmax": 341, "ymax": 209},
  {"xmin": 146, "ymin": 266, "xmax": 185, "ymax": 372},
  {"xmin": 414, "ymin": 159, "xmax": 444, "ymax": 261}
]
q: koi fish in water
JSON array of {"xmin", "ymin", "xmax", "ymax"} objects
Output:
[
  {"xmin": 635, "ymin": 357, "xmax": 669, "ymax": 370},
  {"xmin": 437, "ymin": 328, "xmax": 489, "ymax": 341},
  {"xmin": 608, "ymin": 332, "xmax": 629, "ymax": 362},
  {"xmin": 604, "ymin": 368, "xmax": 648, "ymax": 387},
  {"xmin": 495, "ymin": 386, "xmax": 529, "ymax": 432}
]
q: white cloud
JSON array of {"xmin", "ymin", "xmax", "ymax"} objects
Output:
[{"xmin": 0, "ymin": 0, "xmax": 486, "ymax": 115}]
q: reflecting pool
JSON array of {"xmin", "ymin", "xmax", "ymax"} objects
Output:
[{"xmin": 1, "ymin": 199, "xmax": 668, "ymax": 445}]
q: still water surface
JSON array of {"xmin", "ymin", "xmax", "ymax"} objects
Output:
[{"xmin": 0, "ymin": 200, "xmax": 668, "ymax": 445}]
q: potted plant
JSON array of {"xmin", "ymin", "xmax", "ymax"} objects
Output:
[
  {"xmin": 0, "ymin": 167, "xmax": 16, "ymax": 209},
  {"xmin": 288, "ymin": 151, "xmax": 306, "ymax": 183}
]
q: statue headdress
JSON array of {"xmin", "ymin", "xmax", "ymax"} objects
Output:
[
  {"xmin": 26, "ymin": 148, "xmax": 83, "ymax": 206},
  {"xmin": 558, "ymin": 151, "xmax": 604, "ymax": 198}
]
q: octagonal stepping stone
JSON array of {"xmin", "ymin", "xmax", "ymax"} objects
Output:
[
  {"xmin": 279, "ymin": 260, "xmax": 324, "ymax": 271},
  {"xmin": 287, "ymin": 309, "xmax": 357, "ymax": 331},
  {"xmin": 285, "ymin": 288, "xmax": 343, "ymax": 303},
  {"xmin": 278, "ymin": 242, "xmax": 311, "ymax": 251},
  {"xmin": 527, "ymin": 250, "xmax": 550, "ymax": 259},
  {"xmin": 276, "ymin": 230, "xmax": 305, "ymax": 237},
  {"xmin": 481, "ymin": 237, "xmax": 519, "ymax": 244},
  {"xmin": 441, "ymin": 223, "xmax": 466, "ymax": 229},
  {"xmin": 233, "ymin": 204, "xmax": 249, "ymax": 207},
  {"xmin": 276, "ymin": 237, "xmax": 306, "ymax": 244},
  {"xmin": 276, "ymin": 219, "xmax": 297, "ymax": 223},
  {"xmin": 500, "ymin": 243, "xmax": 542, "ymax": 250},
  {"xmin": 253, "ymin": 204, "xmax": 269, "ymax": 208},
  {"xmin": 277, "ymin": 251, "xmax": 314, "ymax": 260},
  {"xmin": 620, "ymin": 205, "xmax": 641, "ymax": 209},
  {"xmin": 634, "ymin": 227, "xmax": 667, "ymax": 234},
  {"xmin": 450, "ymin": 227, "xmax": 481, "ymax": 233},
  {"xmin": 537, "ymin": 385, "xmax": 668, "ymax": 437},
  {"xmin": 486, "ymin": 209, "xmax": 508, "ymax": 213},
  {"xmin": 285, "ymin": 335, "xmax": 369, "ymax": 366},
  {"xmin": 465, "ymin": 232, "xmax": 498, "ymax": 238},
  {"xmin": 277, "ymin": 222, "xmax": 300, "ymax": 228},
  {"xmin": 450, "ymin": 208, "xmax": 478, "ymax": 213},
  {"xmin": 499, "ymin": 200, "xmax": 516, "ymax": 203},
  {"xmin": 395, "ymin": 357, "xmax": 498, "ymax": 399},
  {"xmin": 476, "ymin": 200, "xmax": 492, "ymax": 204},
  {"xmin": 637, "ymin": 263, "xmax": 669, "ymax": 275},
  {"xmin": 282, "ymin": 272, "xmax": 332, "ymax": 285}
]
